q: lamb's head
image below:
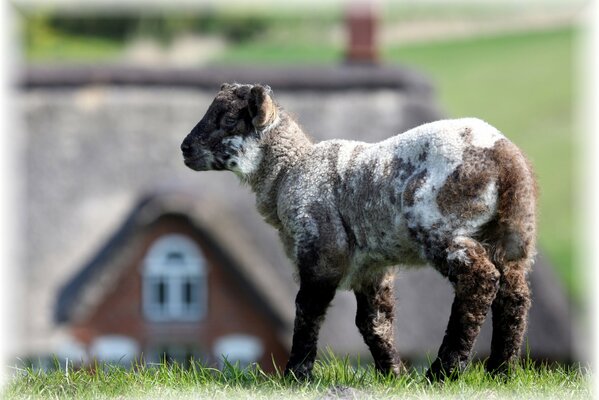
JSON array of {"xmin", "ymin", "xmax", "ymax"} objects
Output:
[{"xmin": 181, "ymin": 83, "xmax": 278, "ymax": 175}]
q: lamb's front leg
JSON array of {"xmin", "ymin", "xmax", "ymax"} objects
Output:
[
  {"xmin": 354, "ymin": 271, "xmax": 403, "ymax": 376},
  {"xmin": 285, "ymin": 278, "xmax": 337, "ymax": 379},
  {"xmin": 426, "ymin": 237, "xmax": 500, "ymax": 381}
]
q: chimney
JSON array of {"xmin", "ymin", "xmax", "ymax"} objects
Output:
[{"xmin": 345, "ymin": 1, "xmax": 379, "ymax": 65}]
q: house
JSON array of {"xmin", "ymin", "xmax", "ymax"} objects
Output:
[
  {"xmin": 18, "ymin": 64, "xmax": 577, "ymax": 370},
  {"xmin": 55, "ymin": 191, "xmax": 294, "ymax": 371}
]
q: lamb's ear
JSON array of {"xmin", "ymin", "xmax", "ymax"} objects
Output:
[{"xmin": 248, "ymin": 85, "xmax": 276, "ymax": 129}]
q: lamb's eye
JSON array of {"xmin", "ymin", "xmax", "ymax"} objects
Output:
[{"xmin": 223, "ymin": 116, "xmax": 237, "ymax": 127}]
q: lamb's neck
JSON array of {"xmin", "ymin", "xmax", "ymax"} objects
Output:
[{"xmin": 248, "ymin": 113, "xmax": 313, "ymax": 225}]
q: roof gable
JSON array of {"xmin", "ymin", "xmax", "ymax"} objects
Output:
[{"xmin": 55, "ymin": 190, "xmax": 295, "ymax": 338}]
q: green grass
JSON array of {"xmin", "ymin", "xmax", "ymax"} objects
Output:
[
  {"xmin": 25, "ymin": 32, "xmax": 124, "ymax": 64},
  {"xmin": 4, "ymin": 354, "xmax": 590, "ymax": 399}
]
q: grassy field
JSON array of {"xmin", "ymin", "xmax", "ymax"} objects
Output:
[
  {"xmin": 4, "ymin": 355, "xmax": 590, "ymax": 399},
  {"xmin": 25, "ymin": 33, "xmax": 124, "ymax": 64}
]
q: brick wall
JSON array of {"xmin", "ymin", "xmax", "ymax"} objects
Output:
[{"xmin": 70, "ymin": 217, "xmax": 289, "ymax": 372}]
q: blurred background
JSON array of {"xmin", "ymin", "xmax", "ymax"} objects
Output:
[{"xmin": 8, "ymin": 0, "xmax": 585, "ymax": 372}]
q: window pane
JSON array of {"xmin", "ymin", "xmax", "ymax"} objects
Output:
[
  {"xmin": 183, "ymin": 281, "xmax": 191, "ymax": 305},
  {"xmin": 183, "ymin": 280, "xmax": 199, "ymax": 306},
  {"xmin": 157, "ymin": 280, "xmax": 167, "ymax": 306},
  {"xmin": 181, "ymin": 277, "xmax": 204, "ymax": 319},
  {"xmin": 166, "ymin": 252, "xmax": 184, "ymax": 263}
]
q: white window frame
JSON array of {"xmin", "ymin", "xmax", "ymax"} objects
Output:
[
  {"xmin": 142, "ymin": 234, "xmax": 207, "ymax": 322},
  {"xmin": 213, "ymin": 334, "xmax": 264, "ymax": 369},
  {"xmin": 89, "ymin": 335, "xmax": 140, "ymax": 366}
]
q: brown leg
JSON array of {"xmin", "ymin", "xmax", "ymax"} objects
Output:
[
  {"xmin": 354, "ymin": 272, "xmax": 403, "ymax": 376},
  {"xmin": 426, "ymin": 237, "xmax": 500, "ymax": 381},
  {"xmin": 487, "ymin": 266, "xmax": 531, "ymax": 375}
]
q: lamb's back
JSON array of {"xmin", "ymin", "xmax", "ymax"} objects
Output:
[{"xmin": 276, "ymin": 118, "xmax": 506, "ymax": 267}]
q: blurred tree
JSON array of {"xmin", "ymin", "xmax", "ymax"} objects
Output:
[
  {"xmin": 24, "ymin": 12, "xmax": 59, "ymax": 48},
  {"xmin": 47, "ymin": 15, "xmax": 137, "ymax": 40},
  {"xmin": 24, "ymin": 12, "xmax": 271, "ymax": 45}
]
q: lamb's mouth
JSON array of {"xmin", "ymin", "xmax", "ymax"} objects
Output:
[
  {"xmin": 183, "ymin": 156, "xmax": 209, "ymax": 171},
  {"xmin": 211, "ymin": 159, "xmax": 226, "ymax": 170},
  {"xmin": 183, "ymin": 153, "xmax": 226, "ymax": 171}
]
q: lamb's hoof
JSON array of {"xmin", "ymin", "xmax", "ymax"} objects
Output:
[
  {"xmin": 425, "ymin": 359, "xmax": 447, "ymax": 382},
  {"xmin": 486, "ymin": 359, "xmax": 512, "ymax": 380},
  {"xmin": 284, "ymin": 364, "xmax": 313, "ymax": 381},
  {"xmin": 425, "ymin": 358, "xmax": 465, "ymax": 382},
  {"xmin": 386, "ymin": 361, "xmax": 407, "ymax": 377},
  {"xmin": 374, "ymin": 354, "xmax": 407, "ymax": 377}
]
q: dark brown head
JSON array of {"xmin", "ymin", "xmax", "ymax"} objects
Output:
[{"xmin": 181, "ymin": 83, "xmax": 277, "ymax": 174}]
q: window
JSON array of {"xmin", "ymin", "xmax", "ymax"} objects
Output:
[
  {"xmin": 89, "ymin": 335, "xmax": 140, "ymax": 367},
  {"xmin": 147, "ymin": 344, "xmax": 202, "ymax": 369},
  {"xmin": 142, "ymin": 234, "xmax": 207, "ymax": 321},
  {"xmin": 213, "ymin": 334, "xmax": 264, "ymax": 369}
]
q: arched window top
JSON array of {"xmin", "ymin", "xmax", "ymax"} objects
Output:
[
  {"xmin": 144, "ymin": 234, "xmax": 205, "ymax": 276},
  {"xmin": 142, "ymin": 234, "xmax": 208, "ymax": 321}
]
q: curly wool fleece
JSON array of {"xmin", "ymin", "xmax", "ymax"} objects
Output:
[{"xmin": 181, "ymin": 83, "xmax": 537, "ymax": 380}]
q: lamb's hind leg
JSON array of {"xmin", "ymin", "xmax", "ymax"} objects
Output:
[
  {"xmin": 354, "ymin": 271, "xmax": 403, "ymax": 376},
  {"xmin": 487, "ymin": 265, "xmax": 531, "ymax": 375},
  {"xmin": 426, "ymin": 237, "xmax": 500, "ymax": 381}
]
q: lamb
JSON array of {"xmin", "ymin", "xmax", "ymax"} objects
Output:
[{"xmin": 180, "ymin": 83, "xmax": 537, "ymax": 381}]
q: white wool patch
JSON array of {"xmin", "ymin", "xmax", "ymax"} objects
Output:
[
  {"xmin": 447, "ymin": 248, "xmax": 471, "ymax": 265},
  {"xmin": 464, "ymin": 118, "xmax": 503, "ymax": 148},
  {"xmin": 335, "ymin": 141, "xmax": 363, "ymax": 175},
  {"xmin": 237, "ymin": 141, "xmax": 263, "ymax": 175},
  {"xmin": 397, "ymin": 117, "xmax": 504, "ymax": 151},
  {"xmin": 223, "ymin": 136, "xmax": 263, "ymax": 176},
  {"xmin": 447, "ymin": 237, "xmax": 472, "ymax": 265},
  {"xmin": 411, "ymin": 165, "xmax": 450, "ymax": 227},
  {"xmin": 451, "ymin": 236, "xmax": 471, "ymax": 247}
]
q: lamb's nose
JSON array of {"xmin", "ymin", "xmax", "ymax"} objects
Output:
[{"xmin": 181, "ymin": 141, "xmax": 195, "ymax": 156}]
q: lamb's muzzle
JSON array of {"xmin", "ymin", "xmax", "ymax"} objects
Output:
[{"xmin": 181, "ymin": 83, "xmax": 537, "ymax": 381}]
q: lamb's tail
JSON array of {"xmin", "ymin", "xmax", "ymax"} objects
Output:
[{"xmin": 486, "ymin": 140, "xmax": 538, "ymax": 268}]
